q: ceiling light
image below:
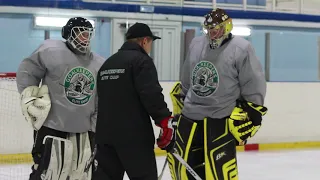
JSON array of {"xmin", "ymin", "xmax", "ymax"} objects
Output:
[{"xmin": 34, "ymin": 16, "xmax": 95, "ymax": 28}]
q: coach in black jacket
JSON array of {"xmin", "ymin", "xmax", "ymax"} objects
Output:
[{"xmin": 93, "ymin": 23, "xmax": 176, "ymax": 180}]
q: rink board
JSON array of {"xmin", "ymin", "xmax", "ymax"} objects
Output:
[
  {"xmin": 1, "ymin": 141, "xmax": 320, "ymax": 164},
  {"xmin": 2, "ymin": 82, "xmax": 320, "ymax": 164}
]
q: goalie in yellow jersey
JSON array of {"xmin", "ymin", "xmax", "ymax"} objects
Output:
[{"xmin": 165, "ymin": 8, "xmax": 268, "ymax": 180}]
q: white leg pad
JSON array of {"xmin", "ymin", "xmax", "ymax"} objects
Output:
[
  {"xmin": 40, "ymin": 135, "xmax": 73, "ymax": 180},
  {"xmin": 68, "ymin": 132, "xmax": 92, "ymax": 180}
]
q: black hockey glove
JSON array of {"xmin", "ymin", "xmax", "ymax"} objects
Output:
[
  {"xmin": 243, "ymin": 100, "xmax": 268, "ymax": 127},
  {"xmin": 156, "ymin": 115, "xmax": 178, "ymax": 152},
  {"xmin": 228, "ymin": 100, "xmax": 268, "ymax": 145}
]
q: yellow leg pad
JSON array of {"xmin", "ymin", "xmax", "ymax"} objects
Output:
[
  {"xmin": 168, "ymin": 115, "xmax": 199, "ymax": 180},
  {"xmin": 204, "ymin": 118, "xmax": 239, "ymax": 180}
]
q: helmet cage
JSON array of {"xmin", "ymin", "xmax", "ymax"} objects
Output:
[
  {"xmin": 202, "ymin": 11, "xmax": 233, "ymax": 49},
  {"xmin": 67, "ymin": 26, "xmax": 94, "ymax": 54}
]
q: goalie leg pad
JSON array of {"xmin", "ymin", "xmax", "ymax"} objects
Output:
[
  {"xmin": 68, "ymin": 132, "xmax": 92, "ymax": 180},
  {"xmin": 168, "ymin": 115, "xmax": 205, "ymax": 180},
  {"xmin": 204, "ymin": 118, "xmax": 238, "ymax": 180},
  {"xmin": 34, "ymin": 133, "xmax": 93, "ymax": 180},
  {"xmin": 37, "ymin": 135, "xmax": 74, "ymax": 180}
]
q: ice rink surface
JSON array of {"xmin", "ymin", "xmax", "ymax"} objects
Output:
[{"xmin": 1, "ymin": 149, "xmax": 320, "ymax": 180}]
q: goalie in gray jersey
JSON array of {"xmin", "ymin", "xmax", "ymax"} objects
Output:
[
  {"xmin": 16, "ymin": 17, "xmax": 104, "ymax": 180},
  {"xmin": 168, "ymin": 9, "xmax": 268, "ymax": 180}
]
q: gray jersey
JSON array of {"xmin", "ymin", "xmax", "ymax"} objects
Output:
[
  {"xmin": 16, "ymin": 40, "xmax": 104, "ymax": 133},
  {"xmin": 180, "ymin": 35, "xmax": 266, "ymax": 120}
]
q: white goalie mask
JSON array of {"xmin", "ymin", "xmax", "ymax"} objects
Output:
[
  {"xmin": 68, "ymin": 26, "xmax": 94, "ymax": 54},
  {"xmin": 62, "ymin": 17, "xmax": 94, "ymax": 54}
]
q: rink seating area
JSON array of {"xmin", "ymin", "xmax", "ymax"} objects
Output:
[
  {"xmin": 81, "ymin": 0, "xmax": 320, "ymax": 15},
  {"xmin": 190, "ymin": 0, "xmax": 266, "ymax": 6},
  {"xmin": 122, "ymin": 0, "xmax": 266, "ymax": 5}
]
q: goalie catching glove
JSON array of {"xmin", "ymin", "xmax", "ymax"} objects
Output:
[
  {"xmin": 228, "ymin": 100, "xmax": 268, "ymax": 145},
  {"xmin": 20, "ymin": 85, "xmax": 51, "ymax": 131},
  {"xmin": 156, "ymin": 116, "xmax": 178, "ymax": 151}
]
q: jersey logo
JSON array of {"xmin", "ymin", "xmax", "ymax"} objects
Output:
[
  {"xmin": 64, "ymin": 67, "xmax": 95, "ymax": 105},
  {"xmin": 191, "ymin": 61, "xmax": 219, "ymax": 97}
]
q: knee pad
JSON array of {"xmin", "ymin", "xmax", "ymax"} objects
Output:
[
  {"xmin": 168, "ymin": 115, "xmax": 205, "ymax": 180},
  {"xmin": 204, "ymin": 118, "xmax": 238, "ymax": 180}
]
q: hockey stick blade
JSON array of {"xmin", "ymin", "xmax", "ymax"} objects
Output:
[{"xmin": 171, "ymin": 148, "xmax": 202, "ymax": 180}]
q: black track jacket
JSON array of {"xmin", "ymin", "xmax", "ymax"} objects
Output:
[{"xmin": 95, "ymin": 41, "xmax": 172, "ymax": 147}]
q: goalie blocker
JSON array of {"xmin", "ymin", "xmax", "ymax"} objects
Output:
[{"xmin": 30, "ymin": 126, "xmax": 95, "ymax": 180}]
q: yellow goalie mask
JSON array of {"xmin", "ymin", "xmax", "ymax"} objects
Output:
[{"xmin": 202, "ymin": 8, "xmax": 233, "ymax": 49}]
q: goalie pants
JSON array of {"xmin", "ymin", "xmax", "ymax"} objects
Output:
[
  {"xmin": 29, "ymin": 126, "xmax": 95, "ymax": 180},
  {"xmin": 168, "ymin": 115, "xmax": 238, "ymax": 180},
  {"xmin": 92, "ymin": 143, "xmax": 158, "ymax": 180}
]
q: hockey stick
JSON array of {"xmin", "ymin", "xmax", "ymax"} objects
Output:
[
  {"xmin": 157, "ymin": 157, "xmax": 168, "ymax": 180},
  {"xmin": 81, "ymin": 145, "xmax": 97, "ymax": 180},
  {"xmin": 84, "ymin": 145, "xmax": 97, "ymax": 173},
  {"xmin": 171, "ymin": 148, "xmax": 202, "ymax": 180},
  {"xmin": 157, "ymin": 148, "xmax": 202, "ymax": 180},
  {"xmin": 157, "ymin": 117, "xmax": 202, "ymax": 180}
]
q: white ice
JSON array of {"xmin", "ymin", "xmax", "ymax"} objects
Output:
[{"xmin": 1, "ymin": 149, "xmax": 320, "ymax": 180}]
